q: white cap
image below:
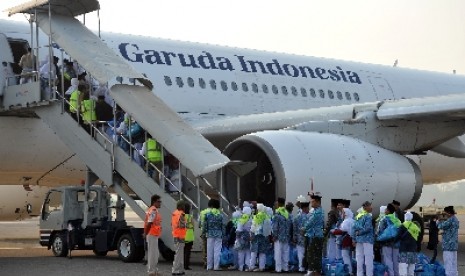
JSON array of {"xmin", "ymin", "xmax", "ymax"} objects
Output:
[
  {"xmin": 380, "ymin": 205, "xmax": 387, "ymax": 214},
  {"xmin": 296, "ymin": 195, "xmax": 307, "ymax": 202},
  {"xmin": 257, "ymin": 203, "xmax": 265, "ymax": 212},
  {"xmin": 404, "ymin": 211, "xmax": 413, "ymax": 221}
]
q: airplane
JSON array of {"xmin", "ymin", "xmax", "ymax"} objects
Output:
[{"xmin": 2, "ymin": 1, "xmax": 465, "ymax": 221}]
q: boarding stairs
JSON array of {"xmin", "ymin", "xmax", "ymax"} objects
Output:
[{"xmin": 4, "ymin": 0, "xmax": 238, "ymax": 251}]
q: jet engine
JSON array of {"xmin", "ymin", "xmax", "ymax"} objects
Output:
[{"xmin": 223, "ymin": 130, "xmax": 423, "ymax": 215}]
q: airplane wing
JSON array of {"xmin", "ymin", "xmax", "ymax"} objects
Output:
[{"xmin": 377, "ymin": 93, "xmax": 465, "ymax": 120}]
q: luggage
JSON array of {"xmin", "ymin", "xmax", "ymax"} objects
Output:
[
  {"xmin": 322, "ymin": 258, "xmax": 348, "ymax": 276},
  {"xmin": 220, "ymin": 246, "xmax": 234, "ymax": 266}
]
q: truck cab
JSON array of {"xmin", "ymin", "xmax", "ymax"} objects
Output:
[{"xmin": 39, "ymin": 185, "xmax": 145, "ymax": 262}]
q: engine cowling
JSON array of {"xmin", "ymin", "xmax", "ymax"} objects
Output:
[{"xmin": 223, "ymin": 130, "xmax": 423, "ymax": 215}]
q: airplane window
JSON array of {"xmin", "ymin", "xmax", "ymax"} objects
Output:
[
  {"xmin": 337, "ymin": 91, "xmax": 343, "ymax": 100},
  {"xmin": 199, "ymin": 78, "xmax": 206, "ymax": 89},
  {"xmin": 252, "ymin": 83, "xmax": 259, "ymax": 93},
  {"xmin": 300, "ymin": 88, "xmax": 307, "ymax": 97},
  {"xmin": 187, "ymin": 77, "xmax": 195, "ymax": 88},
  {"xmin": 291, "ymin": 86, "xmax": 298, "ymax": 96},
  {"xmin": 345, "ymin": 92, "xmax": 351, "ymax": 100},
  {"xmin": 242, "ymin": 83, "xmax": 249, "ymax": 92},
  {"xmin": 354, "ymin": 92, "xmax": 360, "ymax": 101},
  {"xmin": 210, "ymin": 80, "xmax": 217, "ymax": 90},
  {"xmin": 221, "ymin": 81, "xmax": 228, "ymax": 91},
  {"xmin": 262, "ymin": 84, "xmax": 269, "ymax": 93},
  {"xmin": 310, "ymin": 88, "xmax": 316, "ymax": 98},
  {"xmin": 164, "ymin": 76, "xmax": 172, "ymax": 86},
  {"xmin": 231, "ymin": 81, "xmax": 238, "ymax": 91},
  {"xmin": 281, "ymin": 86, "xmax": 288, "ymax": 95},
  {"xmin": 176, "ymin": 77, "xmax": 184, "ymax": 87},
  {"xmin": 328, "ymin": 90, "xmax": 334, "ymax": 99},
  {"xmin": 319, "ymin": 89, "xmax": 325, "ymax": 98},
  {"xmin": 272, "ymin": 85, "xmax": 279, "ymax": 94}
]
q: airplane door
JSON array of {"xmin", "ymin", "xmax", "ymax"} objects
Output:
[
  {"xmin": 367, "ymin": 76, "xmax": 395, "ymax": 100},
  {"xmin": 0, "ymin": 34, "xmax": 14, "ymax": 93},
  {"xmin": 0, "ymin": 34, "xmax": 14, "ymax": 64}
]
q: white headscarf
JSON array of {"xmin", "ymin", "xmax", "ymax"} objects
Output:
[
  {"xmin": 340, "ymin": 208, "xmax": 355, "ymax": 234},
  {"xmin": 242, "ymin": 206, "xmax": 252, "ymax": 216},
  {"xmin": 266, "ymin": 207, "xmax": 273, "ymax": 217},
  {"xmin": 404, "ymin": 211, "xmax": 413, "ymax": 221},
  {"xmin": 65, "ymin": 78, "xmax": 79, "ymax": 95},
  {"xmin": 256, "ymin": 203, "xmax": 265, "ymax": 213},
  {"xmin": 232, "ymin": 210, "xmax": 242, "ymax": 219}
]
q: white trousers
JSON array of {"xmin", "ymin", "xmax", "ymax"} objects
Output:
[
  {"xmin": 297, "ymin": 245, "xmax": 306, "ymax": 272},
  {"xmin": 274, "ymin": 240, "xmax": 290, "ymax": 272},
  {"xmin": 356, "ymin": 242, "xmax": 374, "ymax": 276},
  {"xmin": 238, "ymin": 249, "xmax": 251, "ymax": 271},
  {"xmin": 327, "ymin": 236, "xmax": 337, "ymax": 261},
  {"xmin": 342, "ymin": 249, "xmax": 353, "ymax": 274},
  {"xmin": 172, "ymin": 240, "xmax": 185, "ymax": 274},
  {"xmin": 443, "ymin": 251, "xmax": 458, "ymax": 276},
  {"xmin": 206, "ymin": 237, "xmax": 222, "ymax": 270},
  {"xmin": 382, "ymin": 246, "xmax": 399, "ymax": 276},
  {"xmin": 398, "ymin": 262, "xmax": 415, "ymax": 276},
  {"xmin": 249, "ymin": 252, "xmax": 266, "ymax": 270},
  {"xmin": 146, "ymin": 235, "xmax": 159, "ymax": 274}
]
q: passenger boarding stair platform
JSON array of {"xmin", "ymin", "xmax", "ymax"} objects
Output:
[{"xmin": 7, "ymin": 0, "xmax": 233, "ymax": 250}]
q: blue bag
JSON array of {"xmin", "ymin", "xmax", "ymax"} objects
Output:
[
  {"xmin": 288, "ymin": 245, "xmax": 299, "ymax": 266},
  {"xmin": 377, "ymin": 218, "xmax": 399, "ymax": 242},
  {"xmin": 220, "ymin": 246, "xmax": 234, "ymax": 266},
  {"xmin": 322, "ymin": 259, "xmax": 347, "ymax": 276},
  {"xmin": 373, "ymin": 261, "xmax": 387, "ymax": 276}
]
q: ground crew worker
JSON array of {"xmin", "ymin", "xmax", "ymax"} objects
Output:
[
  {"xmin": 144, "ymin": 194, "xmax": 162, "ymax": 276},
  {"xmin": 140, "ymin": 135, "xmax": 163, "ymax": 182},
  {"xmin": 171, "ymin": 200, "xmax": 187, "ymax": 276},
  {"xmin": 184, "ymin": 204, "xmax": 194, "ymax": 270}
]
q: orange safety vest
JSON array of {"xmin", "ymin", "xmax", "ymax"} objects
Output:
[
  {"xmin": 171, "ymin": 209, "xmax": 187, "ymax": 239},
  {"xmin": 145, "ymin": 206, "xmax": 162, "ymax": 237}
]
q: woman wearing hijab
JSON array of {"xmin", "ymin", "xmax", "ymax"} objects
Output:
[{"xmin": 397, "ymin": 211, "xmax": 421, "ymax": 276}]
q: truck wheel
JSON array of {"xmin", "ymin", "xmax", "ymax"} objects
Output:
[
  {"xmin": 117, "ymin": 233, "xmax": 138, "ymax": 262},
  {"xmin": 51, "ymin": 233, "xmax": 68, "ymax": 257},
  {"xmin": 93, "ymin": 249, "xmax": 108, "ymax": 256}
]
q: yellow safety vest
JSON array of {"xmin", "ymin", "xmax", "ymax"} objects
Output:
[
  {"xmin": 185, "ymin": 214, "xmax": 195, "ymax": 242},
  {"xmin": 69, "ymin": 90, "xmax": 80, "ymax": 113},
  {"xmin": 146, "ymin": 138, "xmax": 162, "ymax": 162},
  {"xmin": 81, "ymin": 99, "xmax": 96, "ymax": 123}
]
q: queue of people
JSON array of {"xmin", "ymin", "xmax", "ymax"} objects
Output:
[{"xmin": 143, "ymin": 192, "xmax": 459, "ymax": 276}]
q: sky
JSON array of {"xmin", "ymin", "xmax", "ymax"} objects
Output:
[{"xmin": 1, "ymin": 0, "xmax": 465, "ymax": 74}]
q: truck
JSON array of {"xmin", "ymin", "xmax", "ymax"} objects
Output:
[{"xmin": 39, "ymin": 185, "xmax": 145, "ymax": 262}]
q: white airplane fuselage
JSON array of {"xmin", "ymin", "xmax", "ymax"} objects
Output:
[{"xmin": 1, "ymin": 19, "xmax": 465, "ymax": 220}]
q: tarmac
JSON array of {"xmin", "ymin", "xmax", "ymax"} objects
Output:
[{"xmin": 0, "ymin": 216, "xmax": 464, "ymax": 276}]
